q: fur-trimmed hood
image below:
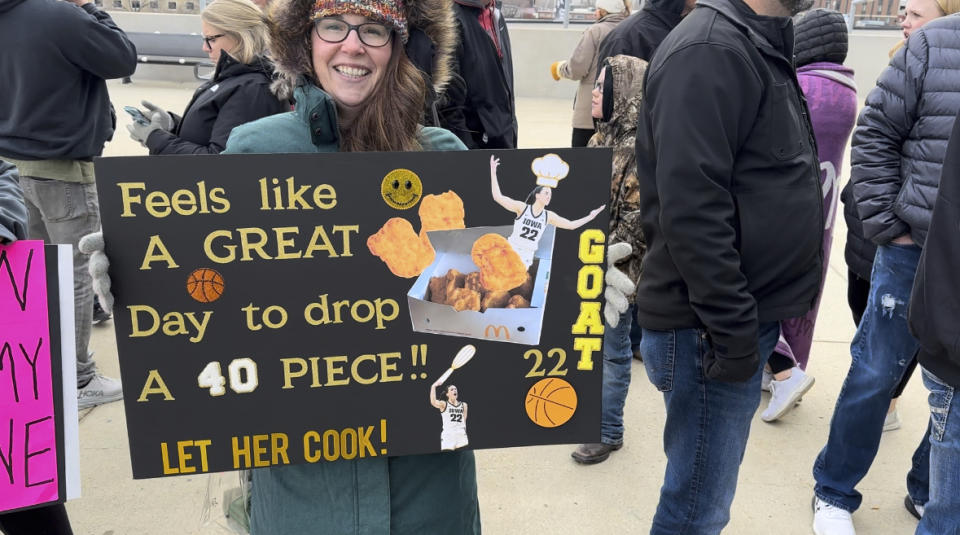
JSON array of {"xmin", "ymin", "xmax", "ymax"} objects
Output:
[{"xmin": 267, "ymin": 0, "xmax": 456, "ymax": 99}]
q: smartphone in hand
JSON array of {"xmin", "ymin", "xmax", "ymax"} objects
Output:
[{"xmin": 123, "ymin": 106, "xmax": 151, "ymax": 126}]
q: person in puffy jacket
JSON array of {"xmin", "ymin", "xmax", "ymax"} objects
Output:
[
  {"xmin": 549, "ymin": 0, "xmax": 627, "ymax": 147},
  {"xmin": 759, "ymin": 9, "xmax": 858, "ymax": 423},
  {"xmin": 126, "ymin": 0, "xmax": 288, "ymax": 155},
  {"xmin": 840, "ymin": 0, "xmax": 960, "ymax": 435},
  {"xmin": 812, "ymin": 13, "xmax": 960, "ymax": 535}
]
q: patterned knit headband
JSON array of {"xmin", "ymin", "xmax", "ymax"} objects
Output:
[{"xmin": 311, "ymin": 0, "xmax": 408, "ymax": 43}]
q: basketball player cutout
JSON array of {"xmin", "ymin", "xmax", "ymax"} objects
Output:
[
  {"xmin": 490, "ymin": 154, "xmax": 605, "ymax": 267},
  {"xmin": 430, "ymin": 381, "xmax": 469, "ymax": 450}
]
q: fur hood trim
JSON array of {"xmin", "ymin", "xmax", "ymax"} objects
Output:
[{"xmin": 267, "ymin": 0, "xmax": 456, "ymax": 98}]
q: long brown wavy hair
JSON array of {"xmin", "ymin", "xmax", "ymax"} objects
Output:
[
  {"xmin": 338, "ymin": 36, "xmax": 426, "ymax": 153},
  {"xmin": 267, "ymin": 0, "xmax": 428, "ymax": 152}
]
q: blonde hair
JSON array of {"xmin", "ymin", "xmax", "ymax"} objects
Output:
[
  {"xmin": 202, "ymin": 0, "xmax": 271, "ymax": 64},
  {"xmin": 936, "ymin": 0, "xmax": 960, "ymax": 14}
]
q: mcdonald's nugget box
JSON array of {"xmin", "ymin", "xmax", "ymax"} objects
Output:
[{"xmin": 407, "ymin": 225, "xmax": 554, "ymax": 345}]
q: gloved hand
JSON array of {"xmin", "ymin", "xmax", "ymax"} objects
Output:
[
  {"xmin": 550, "ymin": 61, "xmax": 565, "ymax": 81},
  {"xmin": 78, "ymin": 231, "xmax": 114, "ymax": 313},
  {"xmin": 603, "ymin": 242, "xmax": 635, "ymax": 327},
  {"xmin": 141, "ymin": 100, "xmax": 175, "ymax": 131},
  {"xmin": 702, "ymin": 336, "xmax": 760, "ymax": 383},
  {"xmin": 127, "ymin": 118, "xmax": 162, "ymax": 147}
]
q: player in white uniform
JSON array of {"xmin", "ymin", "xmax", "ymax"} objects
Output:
[
  {"xmin": 489, "ymin": 155, "xmax": 605, "ymax": 267},
  {"xmin": 430, "ymin": 382, "xmax": 469, "ymax": 450}
]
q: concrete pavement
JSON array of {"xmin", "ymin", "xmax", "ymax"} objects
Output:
[{"xmin": 62, "ymin": 79, "xmax": 929, "ymax": 535}]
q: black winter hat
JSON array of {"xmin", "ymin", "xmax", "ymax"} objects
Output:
[{"xmin": 793, "ymin": 9, "xmax": 848, "ymax": 68}]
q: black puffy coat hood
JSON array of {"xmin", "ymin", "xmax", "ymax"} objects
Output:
[{"xmin": 793, "ymin": 8, "xmax": 848, "ymax": 67}]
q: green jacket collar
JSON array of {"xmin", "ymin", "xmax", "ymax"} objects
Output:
[{"xmin": 294, "ymin": 82, "xmax": 341, "ymax": 149}]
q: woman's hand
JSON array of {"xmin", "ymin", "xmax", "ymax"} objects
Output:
[
  {"xmin": 490, "ymin": 155, "xmax": 500, "ymax": 174},
  {"xmin": 142, "ymin": 101, "xmax": 175, "ymax": 131},
  {"xmin": 588, "ymin": 205, "xmax": 606, "ymax": 220},
  {"xmin": 891, "ymin": 234, "xmax": 914, "ymax": 245}
]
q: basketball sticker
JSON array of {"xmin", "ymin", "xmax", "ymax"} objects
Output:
[
  {"xmin": 187, "ymin": 268, "xmax": 225, "ymax": 303},
  {"xmin": 380, "ymin": 168, "xmax": 423, "ymax": 210},
  {"xmin": 525, "ymin": 377, "xmax": 577, "ymax": 428}
]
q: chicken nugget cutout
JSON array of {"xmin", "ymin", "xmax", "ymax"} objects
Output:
[
  {"xmin": 506, "ymin": 295, "xmax": 531, "ymax": 309},
  {"xmin": 446, "ymin": 288, "xmax": 481, "ymax": 312},
  {"xmin": 471, "ymin": 233, "xmax": 529, "ymax": 292},
  {"xmin": 419, "ymin": 191, "xmax": 465, "ymax": 235},
  {"xmin": 367, "ymin": 218, "xmax": 435, "ymax": 278},
  {"xmin": 464, "ymin": 272, "xmax": 483, "ymax": 293},
  {"xmin": 480, "ymin": 290, "xmax": 511, "ymax": 311}
]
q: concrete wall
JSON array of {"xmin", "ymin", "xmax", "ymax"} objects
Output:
[{"xmin": 114, "ymin": 13, "xmax": 903, "ymax": 97}]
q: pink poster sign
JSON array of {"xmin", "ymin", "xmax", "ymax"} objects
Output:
[{"xmin": 0, "ymin": 240, "xmax": 58, "ymax": 512}]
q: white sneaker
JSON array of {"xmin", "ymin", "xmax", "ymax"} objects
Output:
[
  {"xmin": 813, "ymin": 496, "xmax": 856, "ymax": 535},
  {"xmin": 762, "ymin": 367, "xmax": 815, "ymax": 422},
  {"xmin": 883, "ymin": 408, "xmax": 901, "ymax": 432},
  {"xmin": 78, "ymin": 374, "xmax": 123, "ymax": 409},
  {"xmin": 762, "ymin": 368, "xmax": 773, "ymax": 392}
]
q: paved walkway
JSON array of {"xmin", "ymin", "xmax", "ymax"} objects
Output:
[{"xmin": 65, "ymin": 79, "xmax": 927, "ymax": 534}]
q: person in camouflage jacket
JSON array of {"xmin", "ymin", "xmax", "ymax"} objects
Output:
[
  {"xmin": 590, "ymin": 54, "xmax": 647, "ymax": 295},
  {"xmin": 571, "ymin": 53, "xmax": 647, "ymax": 465}
]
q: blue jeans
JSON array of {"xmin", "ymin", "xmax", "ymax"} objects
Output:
[
  {"xmin": 814, "ymin": 243, "xmax": 929, "ymax": 512},
  {"xmin": 601, "ymin": 306, "xmax": 635, "ymax": 445},
  {"xmin": 916, "ymin": 369, "xmax": 960, "ymax": 535},
  {"xmin": 640, "ymin": 321, "xmax": 779, "ymax": 535}
]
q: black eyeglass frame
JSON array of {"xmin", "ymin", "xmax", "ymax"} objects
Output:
[
  {"xmin": 313, "ymin": 18, "xmax": 393, "ymax": 48},
  {"xmin": 202, "ymin": 33, "xmax": 225, "ymax": 48}
]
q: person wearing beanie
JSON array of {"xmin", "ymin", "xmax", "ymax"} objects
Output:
[
  {"xmin": 813, "ymin": 12, "xmax": 960, "ymax": 535},
  {"xmin": 81, "ymin": 0, "xmax": 480, "ymax": 531},
  {"xmin": 759, "ymin": 8, "xmax": 857, "ymax": 424},
  {"xmin": 549, "ymin": 0, "xmax": 628, "ymax": 147}
]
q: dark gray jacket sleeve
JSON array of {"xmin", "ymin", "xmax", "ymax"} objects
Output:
[
  {"xmin": 0, "ymin": 161, "xmax": 28, "ymax": 243},
  {"xmin": 850, "ymin": 34, "xmax": 927, "ymax": 245}
]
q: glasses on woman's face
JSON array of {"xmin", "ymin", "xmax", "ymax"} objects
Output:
[
  {"xmin": 314, "ymin": 17, "xmax": 392, "ymax": 47},
  {"xmin": 203, "ymin": 33, "xmax": 225, "ymax": 48}
]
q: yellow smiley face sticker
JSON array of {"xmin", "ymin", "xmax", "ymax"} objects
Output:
[{"xmin": 381, "ymin": 169, "xmax": 423, "ymax": 210}]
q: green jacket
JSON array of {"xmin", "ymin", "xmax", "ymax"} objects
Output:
[
  {"xmin": 226, "ymin": 84, "xmax": 466, "ymax": 155},
  {"xmin": 224, "ymin": 84, "xmax": 479, "ymax": 535}
]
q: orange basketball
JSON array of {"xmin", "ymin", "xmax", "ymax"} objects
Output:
[
  {"xmin": 186, "ymin": 268, "xmax": 225, "ymax": 303},
  {"xmin": 525, "ymin": 378, "xmax": 578, "ymax": 428}
]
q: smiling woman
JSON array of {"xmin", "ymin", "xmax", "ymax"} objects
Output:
[{"xmin": 221, "ymin": 0, "xmax": 480, "ymax": 532}]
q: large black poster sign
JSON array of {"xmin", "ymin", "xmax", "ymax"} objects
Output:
[{"xmin": 95, "ymin": 148, "xmax": 611, "ymax": 479}]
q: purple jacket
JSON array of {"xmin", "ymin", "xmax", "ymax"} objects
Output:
[{"xmin": 775, "ymin": 62, "xmax": 857, "ymax": 368}]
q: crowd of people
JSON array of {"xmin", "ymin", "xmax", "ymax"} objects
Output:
[{"xmin": 1, "ymin": 0, "xmax": 959, "ymax": 532}]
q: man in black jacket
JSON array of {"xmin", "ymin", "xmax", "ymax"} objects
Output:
[
  {"xmin": 633, "ymin": 0, "xmax": 819, "ymax": 531},
  {"xmin": 908, "ymin": 110, "xmax": 960, "ymax": 535},
  {"xmin": 0, "ymin": 0, "xmax": 137, "ymax": 408},
  {"xmin": 441, "ymin": 0, "xmax": 517, "ymax": 149},
  {"xmin": 596, "ymin": 0, "xmax": 695, "ymax": 65}
]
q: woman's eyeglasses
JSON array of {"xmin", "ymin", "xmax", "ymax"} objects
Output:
[
  {"xmin": 202, "ymin": 33, "xmax": 225, "ymax": 48},
  {"xmin": 314, "ymin": 17, "xmax": 392, "ymax": 47}
]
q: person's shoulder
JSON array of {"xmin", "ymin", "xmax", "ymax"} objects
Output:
[
  {"xmin": 419, "ymin": 127, "xmax": 468, "ymax": 151},
  {"xmin": 224, "ymin": 112, "xmax": 307, "ymax": 154}
]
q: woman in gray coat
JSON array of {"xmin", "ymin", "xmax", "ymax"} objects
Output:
[{"xmin": 550, "ymin": 0, "xmax": 627, "ymax": 147}]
